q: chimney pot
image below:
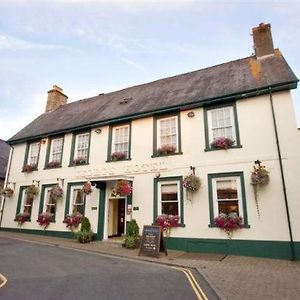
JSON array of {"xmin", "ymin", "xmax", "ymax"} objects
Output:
[
  {"xmin": 252, "ymin": 23, "xmax": 275, "ymax": 58},
  {"xmin": 45, "ymin": 85, "xmax": 68, "ymax": 113}
]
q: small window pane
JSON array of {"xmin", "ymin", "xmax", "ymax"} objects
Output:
[
  {"xmin": 218, "ymin": 200, "xmax": 239, "ymax": 215},
  {"xmin": 216, "ymin": 180, "xmax": 238, "ymax": 200},
  {"xmin": 162, "ymin": 202, "xmax": 179, "ymax": 215},
  {"xmin": 161, "ymin": 184, "xmax": 178, "ymax": 201}
]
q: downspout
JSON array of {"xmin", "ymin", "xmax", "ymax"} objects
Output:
[
  {"xmin": 269, "ymin": 88, "xmax": 295, "ymax": 260},
  {"xmin": 0, "ymin": 145, "xmax": 14, "ymax": 229}
]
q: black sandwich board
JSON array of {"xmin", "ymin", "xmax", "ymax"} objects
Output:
[{"xmin": 139, "ymin": 225, "xmax": 167, "ymax": 257}]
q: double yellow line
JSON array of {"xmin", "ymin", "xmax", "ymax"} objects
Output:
[
  {"xmin": 172, "ymin": 267, "xmax": 208, "ymax": 300},
  {"xmin": 0, "ymin": 273, "xmax": 7, "ymax": 289}
]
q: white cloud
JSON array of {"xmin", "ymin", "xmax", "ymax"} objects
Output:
[{"xmin": 119, "ymin": 57, "xmax": 146, "ymax": 72}]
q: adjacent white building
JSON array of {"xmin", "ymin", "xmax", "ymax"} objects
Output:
[{"xmin": 1, "ymin": 23, "xmax": 299, "ymax": 260}]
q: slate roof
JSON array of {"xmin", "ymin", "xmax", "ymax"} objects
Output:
[
  {"xmin": 8, "ymin": 49, "xmax": 298, "ymax": 144},
  {"xmin": 0, "ymin": 139, "xmax": 10, "ymax": 179}
]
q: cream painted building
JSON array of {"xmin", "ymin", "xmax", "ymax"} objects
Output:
[{"xmin": 1, "ymin": 23, "xmax": 299, "ymax": 260}]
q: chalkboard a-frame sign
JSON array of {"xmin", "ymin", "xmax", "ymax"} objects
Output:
[{"xmin": 139, "ymin": 225, "xmax": 167, "ymax": 257}]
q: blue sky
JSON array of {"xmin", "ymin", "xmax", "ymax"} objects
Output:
[{"xmin": 1, "ymin": 0, "xmax": 299, "ymax": 140}]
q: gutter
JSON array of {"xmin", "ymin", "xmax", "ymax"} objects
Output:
[
  {"xmin": 8, "ymin": 80, "xmax": 298, "ymax": 145},
  {"xmin": 0, "ymin": 146, "xmax": 14, "ymax": 229},
  {"xmin": 269, "ymin": 88, "xmax": 295, "ymax": 260}
]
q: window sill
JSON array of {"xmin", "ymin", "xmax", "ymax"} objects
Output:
[
  {"xmin": 21, "ymin": 169, "xmax": 38, "ymax": 173},
  {"xmin": 106, "ymin": 158, "xmax": 132, "ymax": 163},
  {"xmin": 204, "ymin": 145, "xmax": 242, "ymax": 152},
  {"xmin": 68, "ymin": 163, "xmax": 89, "ymax": 167},
  {"xmin": 208, "ymin": 223, "xmax": 250, "ymax": 229},
  {"xmin": 151, "ymin": 151, "xmax": 183, "ymax": 158},
  {"xmin": 14, "ymin": 219, "xmax": 31, "ymax": 222},
  {"xmin": 44, "ymin": 166, "xmax": 62, "ymax": 170},
  {"xmin": 152, "ymin": 223, "xmax": 185, "ymax": 228}
]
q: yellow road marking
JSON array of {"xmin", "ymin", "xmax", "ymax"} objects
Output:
[
  {"xmin": 0, "ymin": 273, "xmax": 7, "ymax": 289},
  {"xmin": 172, "ymin": 267, "xmax": 208, "ymax": 300}
]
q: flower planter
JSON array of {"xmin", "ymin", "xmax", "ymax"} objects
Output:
[
  {"xmin": 211, "ymin": 137, "xmax": 234, "ymax": 150},
  {"xmin": 111, "ymin": 151, "xmax": 127, "ymax": 161},
  {"xmin": 157, "ymin": 145, "xmax": 176, "ymax": 156}
]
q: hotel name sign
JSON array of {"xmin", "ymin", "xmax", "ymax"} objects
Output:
[{"xmin": 75, "ymin": 162, "xmax": 167, "ymax": 179}]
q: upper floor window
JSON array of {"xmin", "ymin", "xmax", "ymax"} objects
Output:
[
  {"xmin": 208, "ymin": 172, "xmax": 249, "ymax": 227},
  {"xmin": 71, "ymin": 132, "xmax": 90, "ymax": 166},
  {"xmin": 23, "ymin": 142, "xmax": 40, "ymax": 171},
  {"xmin": 108, "ymin": 123, "xmax": 131, "ymax": 162},
  {"xmin": 154, "ymin": 176, "xmax": 184, "ymax": 225},
  {"xmin": 45, "ymin": 137, "xmax": 64, "ymax": 168},
  {"xmin": 154, "ymin": 114, "xmax": 182, "ymax": 157},
  {"xmin": 204, "ymin": 104, "xmax": 241, "ymax": 150}
]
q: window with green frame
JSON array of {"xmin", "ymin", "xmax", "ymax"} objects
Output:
[
  {"xmin": 208, "ymin": 172, "xmax": 249, "ymax": 227},
  {"xmin": 64, "ymin": 182, "xmax": 86, "ymax": 217},
  {"xmin": 45, "ymin": 136, "xmax": 64, "ymax": 168},
  {"xmin": 70, "ymin": 131, "xmax": 90, "ymax": 166},
  {"xmin": 153, "ymin": 114, "xmax": 182, "ymax": 157},
  {"xmin": 153, "ymin": 176, "xmax": 184, "ymax": 225},
  {"xmin": 204, "ymin": 103, "xmax": 241, "ymax": 150},
  {"xmin": 107, "ymin": 123, "xmax": 131, "ymax": 162},
  {"xmin": 15, "ymin": 186, "xmax": 34, "ymax": 221},
  {"xmin": 38, "ymin": 184, "xmax": 58, "ymax": 222},
  {"xmin": 23, "ymin": 141, "xmax": 40, "ymax": 170}
]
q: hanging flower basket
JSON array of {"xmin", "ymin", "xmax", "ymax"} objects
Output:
[
  {"xmin": 155, "ymin": 214, "xmax": 179, "ymax": 237},
  {"xmin": 214, "ymin": 213, "xmax": 243, "ymax": 238},
  {"xmin": 157, "ymin": 145, "xmax": 176, "ymax": 156},
  {"xmin": 82, "ymin": 181, "xmax": 93, "ymax": 195},
  {"xmin": 37, "ymin": 212, "xmax": 53, "ymax": 230},
  {"xmin": 50, "ymin": 185, "xmax": 64, "ymax": 201},
  {"xmin": 25, "ymin": 185, "xmax": 39, "ymax": 196},
  {"xmin": 112, "ymin": 180, "xmax": 132, "ymax": 197},
  {"xmin": 63, "ymin": 212, "xmax": 82, "ymax": 230},
  {"xmin": 22, "ymin": 164, "xmax": 37, "ymax": 173},
  {"xmin": 15, "ymin": 212, "xmax": 30, "ymax": 225},
  {"xmin": 183, "ymin": 174, "xmax": 201, "ymax": 192},
  {"xmin": 2, "ymin": 187, "xmax": 14, "ymax": 197},
  {"xmin": 111, "ymin": 152, "xmax": 126, "ymax": 161},
  {"xmin": 211, "ymin": 137, "xmax": 234, "ymax": 150},
  {"xmin": 251, "ymin": 160, "xmax": 270, "ymax": 217}
]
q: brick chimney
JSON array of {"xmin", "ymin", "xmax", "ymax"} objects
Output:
[
  {"xmin": 45, "ymin": 85, "xmax": 68, "ymax": 113},
  {"xmin": 252, "ymin": 23, "xmax": 275, "ymax": 58}
]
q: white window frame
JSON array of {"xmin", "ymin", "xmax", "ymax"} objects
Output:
[
  {"xmin": 74, "ymin": 132, "xmax": 90, "ymax": 160},
  {"xmin": 157, "ymin": 180, "xmax": 181, "ymax": 222},
  {"xmin": 27, "ymin": 142, "xmax": 40, "ymax": 166},
  {"xmin": 157, "ymin": 116, "xmax": 179, "ymax": 151},
  {"xmin": 70, "ymin": 186, "xmax": 85, "ymax": 215},
  {"xmin": 43, "ymin": 187, "xmax": 56, "ymax": 218},
  {"xmin": 211, "ymin": 176, "xmax": 244, "ymax": 218},
  {"xmin": 49, "ymin": 137, "xmax": 63, "ymax": 163},
  {"xmin": 112, "ymin": 124, "xmax": 130, "ymax": 158},
  {"xmin": 207, "ymin": 106, "xmax": 236, "ymax": 145},
  {"xmin": 21, "ymin": 189, "xmax": 34, "ymax": 216}
]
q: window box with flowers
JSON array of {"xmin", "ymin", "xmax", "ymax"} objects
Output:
[
  {"xmin": 155, "ymin": 214, "xmax": 179, "ymax": 237},
  {"xmin": 46, "ymin": 161, "xmax": 61, "ymax": 169},
  {"xmin": 37, "ymin": 212, "xmax": 53, "ymax": 230},
  {"xmin": 111, "ymin": 180, "xmax": 132, "ymax": 197},
  {"xmin": 111, "ymin": 151, "xmax": 127, "ymax": 161},
  {"xmin": 63, "ymin": 212, "xmax": 82, "ymax": 231},
  {"xmin": 251, "ymin": 160, "xmax": 270, "ymax": 217},
  {"xmin": 22, "ymin": 164, "xmax": 37, "ymax": 173},
  {"xmin": 157, "ymin": 145, "xmax": 176, "ymax": 156},
  {"xmin": 72, "ymin": 157, "xmax": 87, "ymax": 166},
  {"xmin": 214, "ymin": 213, "xmax": 243, "ymax": 238},
  {"xmin": 15, "ymin": 212, "xmax": 30, "ymax": 226},
  {"xmin": 210, "ymin": 137, "xmax": 235, "ymax": 150}
]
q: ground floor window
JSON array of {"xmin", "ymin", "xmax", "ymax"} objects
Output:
[
  {"xmin": 154, "ymin": 176, "xmax": 184, "ymax": 225},
  {"xmin": 208, "ymin": 172, "xmax": 249, "ymax": 226},
  {"xmin": 71, "ymin": 187, "xmax": 85, "ymax": 215},
  {"xmin": 15, "ymin": 186, "xmax": 34, "ymax": 221},
  {"xmin": 38, "ymin": 184, "xmax": 58, "ymax": 222}
]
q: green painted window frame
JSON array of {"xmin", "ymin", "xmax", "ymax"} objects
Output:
[
  {"xmin": 44, "ymin": 136, "xmax": 65, "ymax": 169},
  {"xmin": 152, "ymin": 113, "xmax": 183, "ymax": 157},
  {"xmin": 203, "ymin": 102, "xmax": 242, "ymax": 151},
  {"xmin": 22, "ymin": 140, "xmax": 41, "ymax": 171},
  {"xmin": 153, "ymin": 176, "xmax": 185, "ymax": 226},
  {"xmin": 107, "ymin": 122, "xmax": 132, "ymax": 162},
  {"xmin": 64, "ymin": 182, "xmax": 87, "ymax": 217},
  {"xmin": 15, "ymin": 185, "xmax": 33, "ymax": 222},
  {"xmin": 69, "ymin": 130, "xmax": 91, "ymax": 167},
  {"xmin": 207, "ymin": 171, "xmax": 250, "ymax": 228},
  {"xmin": 38, "ymin": 183, "xmax": 59, "ymax": 222}
]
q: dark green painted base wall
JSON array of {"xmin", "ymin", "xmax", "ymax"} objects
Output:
[
  {"xmin": 166, "ymin": 237, "xmax": 300, "ymax": 260},
  {"xmin": 1, "ymin": 227, "xmax": 299, "ymax": 260}
]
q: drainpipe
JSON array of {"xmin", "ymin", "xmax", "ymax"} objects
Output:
[
  {"xmin": 0, "ymin": 145, "xmax": 14, "ymax": 229},
  {"xmin": 269, "ymin": 88, "xmax": 295, "ymax": 260}
]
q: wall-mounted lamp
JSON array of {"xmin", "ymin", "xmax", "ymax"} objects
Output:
[
  {"xmin": 187, "ymin": 111, "xmax": 195, "ymax": 118},
  {"xmin": 95, "ymin": 128, "xmax": 102, "ymax": 134}
]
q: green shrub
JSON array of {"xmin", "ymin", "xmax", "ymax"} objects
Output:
[
  {"xmin": 75, "ymin": 217, "xmax": 93, "ymax": 243},
  {"xmin": 126, "ymin": 219, "xmax": 139, "ymax": 237},
  {"xmin": 81, "ymin": 217, "xmax": 91, "ymax": 232}
]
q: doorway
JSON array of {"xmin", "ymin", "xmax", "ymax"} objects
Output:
[{"xmin": 108, "ymin": 198, "xmax": 125, "ymax": 237}]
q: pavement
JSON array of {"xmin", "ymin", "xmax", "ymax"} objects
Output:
[{"xmin": 0, "ymin": 231, "xmax": 300, "ymax": 300}]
